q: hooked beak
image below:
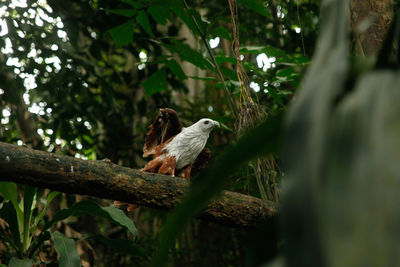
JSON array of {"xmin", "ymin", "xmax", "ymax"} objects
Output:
[{"xmin": 213, "ymin": 121, "xmax": 220, "ymax": 128}]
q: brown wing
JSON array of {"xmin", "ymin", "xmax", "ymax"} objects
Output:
[
  {"xmin": 143, "ymin": 108, "xmax": 182, "ymax": 157},
  {"xmin": 192, "ymin": 148, "xmax": 211, "ymax": 173}
]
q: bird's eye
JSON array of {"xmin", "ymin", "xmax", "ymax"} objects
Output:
[{"xmin": 204, "ymin": 120, "xmax": 209, "ymax": 125}]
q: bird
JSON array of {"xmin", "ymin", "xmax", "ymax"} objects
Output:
[
  {"xmin": 141, "ymin": 108, "xmax": 219, "ymax": 179},
  {"xmin": 114, "ymin": 108, "xmax": 218, "ymax": 211}
]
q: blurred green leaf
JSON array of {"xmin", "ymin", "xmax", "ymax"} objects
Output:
[
  {"xmin": 276, "ymin": 67, "xmax": 295, "ymax": 78},
  {"xmin": 282, "ymin": 0, "xmax": 353, "ymax": 266},
  {"xmin": 165, "ymin": 40, "xmax": 214, "ymax": 70},
  {"xmin": 221, "ymin": 66, "xmax": 238, "ymax": 81},
  {"xmin": 167, "ymin": 59, "xmax": 187, "ymax": 81},
  {"xmin": 0, "ymin": 182, "xmax": 22, "ymax": 217},
  {"xmin": 215, "ymin": 55, "xmax": 237, "ymax": 65},
  {"xmin": 209, "ymin": 26, "xmax": 232, "ymax": 40},
  {"xmin": 152, "ymin": 112, "xmax": 283, "ymax": 266},
  {"xmin": 27, "ymin": 230, "xmax": 51, "ymax": 258},
  {"xmin": 121, "ymin": 0, "xmax": 143, "ymax": 9},
  {"xmin": 188, "ymin": 76, "xmax": 217, "ymax": 81},
  {"xmin": 43, "ymin": 200, "xmax": 138, "ymax": 237},
  {"xmin": 237, "ymin": 0, "xmax": 268, "ymax": 17},
  {"xmin": 137, "ymin": 11, "xmax": 154, "ymax": 37},
  {"xmin": 171, "ymin": 7, "xmax": 204, "ymax": 35},
  {"xmin": 240, "ymin": 46, "xmax": 286, "ymax": 57},
  {"xmin": 108, "ymin": 21, "xmax": 134, "ymax": 48},
  {"xmin": 0, "ymin": 201, "xmax": 21, "ymax": 251},
  {"xmin": 143, "ymin": 68, "xmax": 167, "ymax": 97},
  {"xmin": 53, "ymin": 231, "xmax": 80, "ymax": 267},
  {"xmin": 148, "ymin": 5, "xmax": 171, "ymax": 25},
  {"xmin": 106, "ymin": 9, "xmax": 136, "ymax": 17},
  {"xmin": 8, "ymin": 257, "xmax": 33, "ymax": 267}
]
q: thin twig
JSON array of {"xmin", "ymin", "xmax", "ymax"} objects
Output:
[
  {"xmin": 182, "ymin": 0, "xmax": 239, "ymax": 119},
  {"xmin": 296, "ymin": 0, "xmax": 307, "ymax": 56}
]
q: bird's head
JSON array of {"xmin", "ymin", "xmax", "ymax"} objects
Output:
[{"xmin": 195, "ymin": 118, "xmax": 220, "ymax": 133}]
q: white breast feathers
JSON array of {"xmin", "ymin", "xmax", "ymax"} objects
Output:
[{"xmin": 163, "ymin": 118, "xmax": 219, "ymax": 169}]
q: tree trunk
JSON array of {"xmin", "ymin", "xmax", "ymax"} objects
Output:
[
  {"xmin": 0, "ymin": 142, "xmax": 277, "ymax": 228},
  {"xmin": 350, "ymin": 0, "xmax": 393, "ymax": 56}
]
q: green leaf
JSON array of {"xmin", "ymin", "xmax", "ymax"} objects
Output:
[
  {"xmin": 209, "ymin": 26, "xmax": 232, "ymax": 40},
  {"xmin": 165, "ymin": 40, "xmax": 214, "ymax": 70},
  {"xmin": 121, "ymin": 0, "xmax": 143, "ymax": 9},
  {"xmin": 137, "ymin": 11, "xmax": 154, "ymax": 37},
  {"xmin": 108, "ymin": 21, "xmax": 134, "ymax": 48},
  {"xmin": 8, "ymin": 257, "xmax": 32, "ymax": 267},
  {"xmin": 53, "ymin": 231, "xmax": 80, "ymax": 267},
  {"xmin": 281, "ymin": 0, "xmax": 352, "ymax": 266},
  {"xmin": 148, "ymin": 5, "xmax": 171, "ymax": 25},
  {"xmin": 0, "ymin": 182, "xmax": 22, "ymax": 216},
  {"xmin": 143, "ymin": 68, "xmax": 167, "ymax": 97},
  {"xmin": 33, "ymin": 191, "xmax": 59, "ymax": 229},
  {"xmin": 0, "ymin": 201, "xmax": 21, "ymax": 250},
  {"xmin": 170, "ymin": 7, "xmax": 198, "ymax": 35},
  {"xmin": 22, "ymin": 185, "xmax": 36, "ymax": 252},
  {"xmin": 237, "ymin": 0, "xmax": 268, "ymax": 17},
  {"xmin": 240, "ymin": 45, "xmax": 286, "ymax": 58},
  {"xmin": 188, "ymin": 76, "xmax": 217, "ymax": 81},
  {"xmin": 276, "ymin": 67, "xmax": 295, "ymax": 78},
  {"xmin": 215, "ymin": 55, "xmax": 237, "ymax": 65},
  {"xmin": 43, "ymin": 200, "xmax": 138, "ymax": 237},
  {"xmin": 27, "ymin": 230, "xmax": 51, "ymax": 258},
  {"xmin": 106, "ymin": 9, "xmax": 136, "ymax": 17},
  {"xmin": 88, "ymin": 235, "xmax": 148, "ymax": 258},
  {"xmin": 167, "ymin": 59, "xmax": 187, "ymax": 80},
  {"xmin": 221, "ymin": 66, "xmax": 238, "ymax": 81},
  {"xmin": 151, "ymin": 112, "xmax": 283, "ymax": 266}
]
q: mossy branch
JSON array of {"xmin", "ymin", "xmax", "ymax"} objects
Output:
[{"xmin": 0, "ymin": 142, "xmax": 277, "ymax": 228}]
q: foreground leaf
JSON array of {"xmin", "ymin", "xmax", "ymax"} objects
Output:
[
  {"xmin": 106, "ymin": 9, "xmax": 136, "ymax": 17},
  {"xmin": 43, "ymin": 200, "xmax": 137, "ymax": 237},
  {"xmin": 137, "ymin": 11, "xmax": 154, "ymax": 37},
  {"xmin": 143, "ymin": 68, "xmax": 167, "ymax": 97},
  {"xmin": 8, "ymin": 257, "xmax": 32, "ymax": 267},
  {"xmin": 0, "ymin": 201, "xmax": 21, "ymax": 250},
  {"xmin": 108, "ymin": 21, "xmax": 134, "ymax": 48},
  {"xmin": 165, "ymin": 40, "xmax": 214, "ymax": 70},
  {"xmin": 167, "ymin": 59, "xmax": 187, "ymax": 81},
  {"xmin": 53, "ymin": 231, "xmax": 80, "ymax": 267},
  {"xmin": 0, "ymin": 182, "xmax": 22, "ymax": 217},
  {"xmin": 148, "ymin": 5, "xmax": 171, "ymax": 25}
]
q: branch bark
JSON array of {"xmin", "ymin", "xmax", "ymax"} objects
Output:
[
  {"xmin": 350, "ymin": 0, "xmax": 393, "ymax": 56},
  {"xmin": 0, "ymin": 142, "xmax": 277, "ymax": 228}
]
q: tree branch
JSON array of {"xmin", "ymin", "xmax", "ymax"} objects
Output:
[{"xmin": 0, "ymin": 142, "xmax": 277, "ymax": 228}]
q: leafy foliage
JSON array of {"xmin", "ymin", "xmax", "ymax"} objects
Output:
[
  {"xmin": 0, "ymin": 0, "xmax": 320, "ymax": 265},
  {"xmin": 53, "ymin": 231, "xmax": 80, "ymax": 267},
  {"xmin": 0, "ymin": 183, "xmax": 138, "ymax": 265}
]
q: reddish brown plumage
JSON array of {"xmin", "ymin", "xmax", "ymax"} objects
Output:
[
  {"xmin": 115, "ymin": 108, "xmax": 211, "ymax": 211},
  {"xmin": 141, "ymin": 108, "xmax": 211, "ymax": 180},
  {"xmin": 143, "ymin": 108, "xmax": 182, "ymax": 158}
]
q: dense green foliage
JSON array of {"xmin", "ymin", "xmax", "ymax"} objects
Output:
[
  {"xmin": 0, "ymin": 0, "xmax": 317, "ymax": 265},
  {"xmin": 3, "ymin": 0, "xmax": 399, "ymax": 266}
]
